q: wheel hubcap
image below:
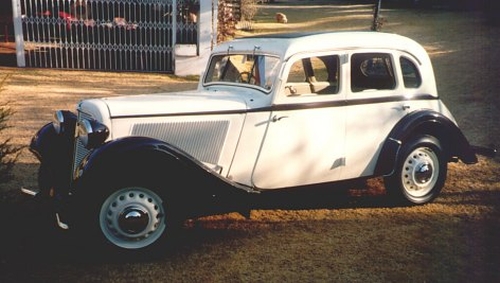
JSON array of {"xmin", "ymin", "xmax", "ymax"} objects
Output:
[
  {"xmin": 118, "ymin": 207, "xmax": 149, "ymax": 235},
  {"xmin": 99, "ymin": 187, "xmax": 166, "ymax": 249},
  {"xmin": 401, "ymin": 147, "xmax": 439, "ymax": 198},
  {"xmin": 415, "ymin": 162, "xmax": 433, "ymax": 184}
]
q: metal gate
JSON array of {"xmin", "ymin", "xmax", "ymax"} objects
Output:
[{"xmin": 19, "ymin": 0, "xmax": 198, "ymax": 72}]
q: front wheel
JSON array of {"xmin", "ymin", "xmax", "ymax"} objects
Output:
[
  {"xmin": 74, "ymin": 179, "xmax": 180, "ymax": 259},
  {"xmin": 99, "ymin": 186, "xmax": 168, "ymax": 250},
  {"xmin": 384, "ymin": 135, "xmax": 447, "ymax": 205}
]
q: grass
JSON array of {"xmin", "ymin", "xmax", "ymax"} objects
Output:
[{"xmin": 0, "ymin": 3, "xmax": 499, "ymax": 283}]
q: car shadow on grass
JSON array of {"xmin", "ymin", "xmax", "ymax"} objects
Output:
[{"xmin": 0, "ymin": 169, "xmax": 401, "ymax": 266}]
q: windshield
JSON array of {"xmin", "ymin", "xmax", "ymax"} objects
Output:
[{"xmin": 204, "ymin": 54, "xmax": 281, "ymax": 92}]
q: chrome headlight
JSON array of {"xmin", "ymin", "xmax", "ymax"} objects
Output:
[
  {"xmin": 52, "ymin": 110, "xmax": 76, "ymax": 135},
  {"xmin": 77, "ymin": 119, "xmax": 109, "ymax": 149}
]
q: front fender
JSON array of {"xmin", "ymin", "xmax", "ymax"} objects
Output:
[
  {"xmin": 30, "ymin": 110, "xmax": 77, "ymax": 163},
  {"xmin": 30, "ymin": 122, "xmax": 59, "ymax": 161},
  {"xmin": 30, "ymin": 115, "xmax": 77, "ymax": 194},
  {"xmin": 73, "ymin": 136, "xmax": 254, "ymax": 217},
  {"xmin": 75, "ymin": 136, "xmax": 206, "ymax": 182},
  {"xmin": 30, "ymin": 123, "xmax": 73, "ymax": 163},
  {"xmin": 375, "ymin": 110, "xmax": 478, "ymax": 176}
]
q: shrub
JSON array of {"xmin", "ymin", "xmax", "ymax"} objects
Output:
[
  {"xmin": 0, "ymin": 102, "xmax": 23, "ymax": 184},
  {"xmin": 240, "ymin": 0, "xmax": 258, "ymax": 21}
]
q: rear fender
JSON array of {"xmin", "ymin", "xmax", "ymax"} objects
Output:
[{"xmin": 375, "ymin": 110, "xmax": 477, "ymax": 176}]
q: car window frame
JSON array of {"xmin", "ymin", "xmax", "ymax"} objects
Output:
[
  {"xmin": 203, "ymin": 52, "xmax": 282, "ymax": 94},
  {"xmin": 399, "ymin": 55, "xmax": 423, "ymax": 89},
  {"xmin": 345, "ymin": 50, "xmax": 403, "ymax": 100},
  {"xmin": 275, "ymin": 52, "xmax": 345, "ymax": 104},
  {"xmin": 349, "ymin": 51, "xmax": 398, "ymax": 93}
]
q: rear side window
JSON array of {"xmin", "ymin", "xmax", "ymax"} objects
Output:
[
  {"xmin": 351, "ymin": 53, "xmax": 395, "ymax": 92},
  {"xmin": 400, "ymin": 57, "xmax": 422, "ymax": 88}
]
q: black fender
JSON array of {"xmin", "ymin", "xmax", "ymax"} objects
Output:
[
  {"xmin": 30, "ymin": 122, "xmax": 60, "ymax": 162},
  {"xmin": 30, "ymin": 111, "xmax": 77, "ymax": 163},
  {"xmin": 29, "ymin": 111, "xmax": 77, "ymax": 193},
  {"xmin": 375, "ymin": 110, "xmax": 477, "ymax": 176},
  {"xmin": 72, "ymin": 136, "xmax": 254, "ymax": 218}
]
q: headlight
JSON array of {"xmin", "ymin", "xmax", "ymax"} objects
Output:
[
  {"xmin": 77, "ymin": 119, "xmax": 109, "ymax": 149},
  {"xmin": 52, "ymin": 110, "xmax": 77, "ymax": 135}
]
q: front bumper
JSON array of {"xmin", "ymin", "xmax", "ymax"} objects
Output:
[{"xmin": 20, "ymin": 186, "xmax": 71, "ymax": 230}]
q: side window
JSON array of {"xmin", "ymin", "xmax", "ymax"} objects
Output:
[
  {"xmin": 351, "ymin": 53, "xmax": 396, "ymax": 92},
  {"xmin": 287, "ymin": 60, "xmax": 306, "ymax": 83},
  {"xmin": 400, "ymin": 57, "xmax": 422, "ymax": 88},
  {"xmin": 285, "ymin": 55, "xmax": 339, "ymax": 96}
]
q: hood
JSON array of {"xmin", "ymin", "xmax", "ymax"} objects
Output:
[{"xmin": 97, "ymin": 90, "xmax": 249, "ymax": 118}]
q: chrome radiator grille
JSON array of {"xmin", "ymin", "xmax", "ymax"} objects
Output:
[
  {"xmin": 131, "ymin": 120, "xmax": 230, "ymax": 164},
  {"xmin": 72, "ymin": 111, "xmax": 93, "ymax": 178}
]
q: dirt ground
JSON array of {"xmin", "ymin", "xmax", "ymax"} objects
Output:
[{"xmin": 0, "ymin": 3, "xmax": 499, "ymax": 283}]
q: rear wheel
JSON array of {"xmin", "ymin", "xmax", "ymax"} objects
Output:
[{"xmin": 384, "ymin": 135, "xmax": 447, "ymax": 205}]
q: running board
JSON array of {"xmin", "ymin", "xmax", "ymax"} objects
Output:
[{"xmin": 472, "ymin": 145, "xmax": 497, "ymax": 158}]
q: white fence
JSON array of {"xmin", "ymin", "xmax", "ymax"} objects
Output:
[{"xmin": 12, "ymin": 0, "xmax": 205, "ymax": 73}]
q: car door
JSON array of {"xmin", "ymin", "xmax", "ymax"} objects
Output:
[
  {"xmin": 252, "ymin": 54, "xmax": 347, "ymax": 189},
  {"xmin": 341, "ymin": 52, "xmax": 418, "ymax": 179}
]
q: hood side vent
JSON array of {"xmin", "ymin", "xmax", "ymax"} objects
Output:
[{"xmin": 131, "ymin": 120, "xmax": 230, "ymax": 164}]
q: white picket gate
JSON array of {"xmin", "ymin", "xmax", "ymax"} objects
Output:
[{"xmin": 12, "ymin": 0, "xmax": 203, "ymax": 73}]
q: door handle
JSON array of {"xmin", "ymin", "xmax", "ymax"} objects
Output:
[
  {"xmin": 271, "ymin": 115, "xmax": 288, "ymax": 122},
  {"xmin": 402, "ymin": 104, "xmax": 410, "ymax": 110},
  {"xmin": 285, "ymin": 85, "xmax": 297, "ymax": 95}
]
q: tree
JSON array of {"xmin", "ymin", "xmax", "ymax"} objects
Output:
[{"xmin": 217, "ymin": 0, "xmax": 238, "ymax": 43}]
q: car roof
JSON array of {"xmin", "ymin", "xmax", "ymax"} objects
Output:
[{"xmin": 213, "ymin": 31, "xmax": 428, "ymax": 61}]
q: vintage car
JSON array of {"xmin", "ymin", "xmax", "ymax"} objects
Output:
[{"xmin": 27, "ymin": 31, "xmax": 486, "ymax": 255}]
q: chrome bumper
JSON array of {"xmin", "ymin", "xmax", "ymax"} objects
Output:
[
  {"xmin": 20, "ymin": 187, "xmax": 39, "ymax": 197},
  {"xmin": 20, "ymin": 187, "xmax": 70, "ymax": 230}
]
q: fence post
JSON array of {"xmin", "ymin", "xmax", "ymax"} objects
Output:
[
  {"xmin": 11, "ymin": 0, "xmax": 25, "ymax": 67},
  {"xmin": 198, "ymin": 0, "xmax": 216, "ymax": 55},
  {"xmin": 174, "ymin": 0, "xmax": 217, "ymax": 76},
  {"xmin": 371, "ymin": 0, "xmax": 382, "ymax": 31}
]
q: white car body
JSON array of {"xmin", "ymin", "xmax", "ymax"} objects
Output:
[{"xmin": 79, "ymin": 31, "xmax": 450, "ymax": 189}]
